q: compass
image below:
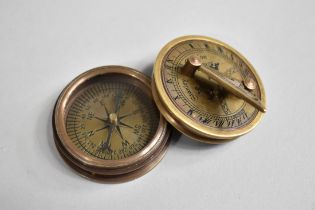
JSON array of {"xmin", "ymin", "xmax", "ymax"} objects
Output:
[
  {"xmin": 152, "ymin": 35, "xmax": 266, "ymax": 143},
  {"xmin": 53, "ymin": 66, "xmax": 171, "ymax": 182}
]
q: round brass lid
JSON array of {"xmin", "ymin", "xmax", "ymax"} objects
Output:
[
  {"xmin": 152, "ymin": 35, "xmax": 266, "ymax": 143},
  {"xmin": 53, "ymin": 66, "xmax": 171, "ymax": 182}
]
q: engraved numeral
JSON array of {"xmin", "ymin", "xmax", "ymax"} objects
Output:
[
  {"xmin": 83, "ymin": 130, "xmax": 95, "ymax": 138},
  {"xmin": 208, "ymin": 62, "xmax": 220, "ymax": 70},
  {"xmin": 187, "ymin": 109, "xmax": 194, "ymax": 116},
  {"xmin": 215, "ymin": 119, "xmax": 225, "ymax": 127},
  {"xmin": 199, "ymin": 117, "xmax": 210, "ymax": 125},
  {"xmin": 87, "ymin": 112, "xmax": 94, "ymax": 120},
  {"xmin": 200, "ymin": 55, "xmax": 207, "ymax": 60},
  {"xmin": 122, "ymin": 140, "xmax": 130, "ymax": 148},
  {"xmin": 165, "ymin": 59, "xmax": 173, "ymax": 69},
  {"xmin": 166, "ymin": 78, "xmax": 173, "ymax": 83},
  {"xmin": 227, "ymin": 119, "xmax": 235, "ymax": 127}
]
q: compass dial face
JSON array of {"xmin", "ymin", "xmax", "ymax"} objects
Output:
[
  {"xmin": 65, "ymin": 74, "xmax": 160, "ymax": 160},
  {"xmin": 154, "ymin": 36, "xmax": 265, "ymax": 139}
]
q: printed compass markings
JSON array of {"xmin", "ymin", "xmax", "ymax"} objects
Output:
[
  {"xmin": 119, "ymin": 109, "xmax": 142, "ymax": 120},
  {"xmin": 66, "ymin": 78, "xmax": 160, "ymax": 160}
]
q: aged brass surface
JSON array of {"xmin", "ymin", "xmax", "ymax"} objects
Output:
[
  {"xmin": 153, "ymin": 35, "xmax": 266, "ymax": 143},
  {"xmin": 53, "ymin": 66, "xmax": 171, "ymax": 182},
  {"xmin": 182, "ymin": 56, "xmax": 266, "ymax": 112}
]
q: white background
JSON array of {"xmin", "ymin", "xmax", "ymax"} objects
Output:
[{"xmin": 0, "ymin": 0, "xmax": 314, "ymax": 209}]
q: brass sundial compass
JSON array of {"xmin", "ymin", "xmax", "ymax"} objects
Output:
[
  {"xmin": 152, "ymin": 35, "xmax": 266, "ymax": 143},
  {"xmin": 52, "ymin": 35, "xmax": 266, "ymax": 182},
  {"xmin": 53, "ymin": 66, "xmax": 170, "ymax": 182}
]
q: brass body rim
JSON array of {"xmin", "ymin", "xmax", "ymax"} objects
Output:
[
  {"xmin": 53, "ymin": 115, "xmax": 171, "ymax": 183},
  {"xmin": 53, "ymin": 66, "xmax": 171, "ymax": 182},
  {"xmin": 153, "ymin": 35, "xmax": 266, "ymax": 142},
  {"xmin": 152, "ymin": 79, "xmax": 233, "ymax": 144}
]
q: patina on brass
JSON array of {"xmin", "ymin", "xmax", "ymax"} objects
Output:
[
  {"xmin": 152, "ymin": 35, "xmax": 267, "ymax": 143},
  {"xmin": 53, "ymin": 66, "xmax": 171, "ymax": 182}
]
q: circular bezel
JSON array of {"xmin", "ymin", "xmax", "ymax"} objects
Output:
[
  {"xmin": 53, "ymin": 66, "xmax": 170, "ymax": 182},
  {"xmin": 153, "ymin": 35, "xmax": 266, "ymax": 142}
]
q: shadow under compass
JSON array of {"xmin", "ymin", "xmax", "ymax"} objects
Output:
[
  {"xmin": 169, "ymin": 129, "xmax": 226, "ymax": 151},
  {"xmin": 142, "ymin": 63, "xmax": 154, "ymax": 77}
]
